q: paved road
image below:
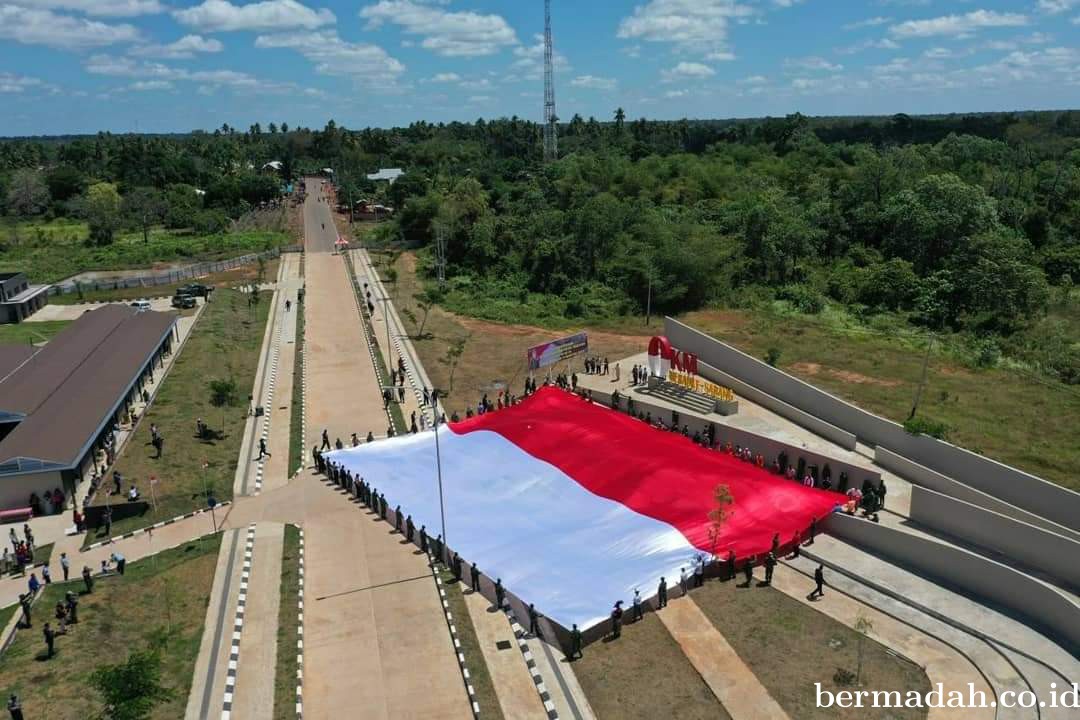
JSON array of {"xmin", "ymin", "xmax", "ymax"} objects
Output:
[{"xmin": 298, "ymin": 178, "xmax": 472, "ymax": 720}]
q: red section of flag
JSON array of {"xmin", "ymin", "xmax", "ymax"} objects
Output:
[{"xmin": 451, "ymin": 386, "xmax": 842, "ymax": 560}]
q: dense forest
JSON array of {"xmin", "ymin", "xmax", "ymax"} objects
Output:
[{"xmin": 2, "ymin": 110, "xmax": 1078, "ymax": 383}]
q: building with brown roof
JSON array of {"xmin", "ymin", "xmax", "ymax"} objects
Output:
[{"xmin": 0, "ymin": 305, "xmax": 177, "ymax": 512}]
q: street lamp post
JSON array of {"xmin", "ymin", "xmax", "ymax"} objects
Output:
[{"xmin": 432, "ymin": 393, "xmax": 447, "ymax": 565}]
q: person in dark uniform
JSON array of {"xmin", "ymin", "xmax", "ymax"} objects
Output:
[
  {"xmin": 43, "ymin": 622, "xmax": 55, "ymax": 658},
  {"xmin": 494, "ymin": 578, "xmax": 505, "ymax": 609},
  {"xmin": 432, "ymin": 535, "xmax": 443, "ymax": 565},
  {"xmin": 258, "ymin": 438, "xmax": 270, "ymax": 460},
  {"xmin": 771, "ymin": 533, "xmax": 780, "ymax": 556},
  {"xmin": 810, "ymin": 564, "xmax": 825, "ymax": 599},
  {"xmin": 657, "ymin": 577, "xmax": 668, "ymax": 608},
  {"xmin": 65, "ymin": 592, "xmax": 78, "ymax": 624},
  {"xmin": 17, "ymin": 593, "xmax": 31, "ymax": 628},
  {"xmin": 452, "ymin": 553, "xmax": 463, "ymax": 582},
  {"xmin": 7, "ymin": 693, "xmax": 23, "ymax": 720},
  {"xmin": 82, "ymin": 565, "xmax": 93, "ymax": 594},
  {"xmin": 470, "ymin": 562, "xmax": 480, "ymax": 593},
  {"xmin": 379, "ymin": 494, "xmax": 387, "ymax": 520},
  {"xmin": 567, "ymin": 624, "xmax": 583, "ymax": 660},
  {"xmin": 321, "ymin": 429, "xmax": 330, "ymax": 451},
  {"xmin": 528, "ymin": 603, "xmax": 541, "ymax": 637},
  {"xmin": 394, "ymin": 506, "xmax": 402, "ymax": 533},
  {"xmin": 610, "ymin": 601, "xmax": 623, "ymax": 639},
  {"xmin": 419, "ymin": 526, "xmax": 428, "ymax": 554},
  {"xmin": 726, "ymin": 550, "xmax": 736, "ymax": 580},
  {"xmin": 405, "ymin": 515, "xmax": 415, "ymax": 543},
  {"xmin": 764, "ymin": 552, "xmax": 776, "ymax": 585},
  {"xmin": 743, "ymin": 557, "xmax": 754, "ymax": 586}
]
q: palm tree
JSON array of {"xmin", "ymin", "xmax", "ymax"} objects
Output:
[{"xmin": 614, "ymin": 107, "xmax": 626, "ymax": 135}]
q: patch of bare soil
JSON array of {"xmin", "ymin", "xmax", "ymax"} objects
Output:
[{"xmin": 790, "ymin": 362, "xmax": 901, "ymax": 388}]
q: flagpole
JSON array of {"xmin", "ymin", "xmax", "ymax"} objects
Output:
[{"xmin": 433, "ymin": 393, "xmax": 447, "ymax": 564}]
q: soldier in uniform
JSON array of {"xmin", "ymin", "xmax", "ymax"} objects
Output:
[
  {"xmin": 567, "ymin": 624, "xmax": 583, "ymax": 660},
  {"xmin": 494, "ymin": 578, "xmax": 505, "ymax": 609},
  {"xmin": 405, "ymin": 515, "xmax": 415, "ymax": 543},
  {"xmin": 470, "ymin": 562, "xmax": 480, "ymax": 593},
  {"xmin": 419, "ymin": 526, "xmax": 428, "ymax": 554},
  {"xmin": 657, "ymin": 576, "xmax": 668, "ymax": 608}
]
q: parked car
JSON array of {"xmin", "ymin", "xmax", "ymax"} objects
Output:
[
  {"xmin": 179, "ymin": 283, "xmax": 214, "ymax": 298},
  {"xmin": 171, "ymin": 293, "xmax": 196, "ymax": 309},
  {"xmin": 130, "ymin": 300, "xmax": 152, "ymax": 312}
]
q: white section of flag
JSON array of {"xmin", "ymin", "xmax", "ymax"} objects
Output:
[{"xmin": 327, "ymin": 428, "xmax": 699, "ymax": 629}]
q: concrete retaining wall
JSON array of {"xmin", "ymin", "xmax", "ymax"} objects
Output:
[
  {"xmin": 909, "ymin": 485, "xmax": 1080, "ymax": 592},
  {"xmin": 824, "ymin": 512, "xmax": 1080, "ymax": 653},
  {"xmin": 665, "ymin": 317, "xmax": 1080, "ymax": 533},
  {"xmin": 590, "ymin": 386, "xmax": 880, "ymax": 491},
  {"xmin": 875, "ymin": 447, "xmax": 1080, "ymax": 543}
]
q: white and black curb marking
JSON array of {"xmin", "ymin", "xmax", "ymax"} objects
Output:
[
  {"xmin": 254, "ymin": 305, "xmax": 284, "ymax": 495},
  {"xmin": 344, "ymin": 253, "xmax": 398, "ymax": 435},
  {"xmin": 82, "ymin": 502, "xmax": 232, "ymax": 551},
  {"xmin": 222, "ymin": 523, "xmax": 257, "ymax": 720},
  {"xmin": 295, "ymin": 527, "xmax": 305, "ymax": 718},
  {"xmin": 433, "ymin": 570, "xmax": 480, "ymax": 718},
  {"xmin": 505, "ymin": 604, "xmax": 559, "ymax": 720},
  {"xmin": 298, "ymin": 302, "xmax": 307, "ymax": 475}
]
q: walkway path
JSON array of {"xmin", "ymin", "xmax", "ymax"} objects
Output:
[
  {"xmin": 771, "ymin": 563, "xmax": 994, "ymax": 720},
  {"xmin": 658, "ymin": 596, "xmax": 790, "ymax": 720}
]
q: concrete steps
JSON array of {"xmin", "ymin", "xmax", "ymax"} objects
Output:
[{"xmin": 638, "ymin": 382, "xmax": 716, "ymax": 417}]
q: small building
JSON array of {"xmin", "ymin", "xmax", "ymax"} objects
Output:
[
  {"xmin": 366, "ymin": 168, "xmax": 405, "ymax": 184},
  {"xmin": 0, "ymin": 305, "xmax": 177, "ymax": 512},
  {"xmin": 0, "ymin": 272, "xmax": 50, "ymax": 324},
  {"xmin": 355, "ymin": 201, "xmax": 394, "ymax": 221}
]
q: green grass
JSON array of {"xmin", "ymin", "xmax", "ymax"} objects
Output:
[
  {"xmin": 0, "ymin": 217, "xmax": 288, "ymax": 283},
  {"xmin": 693, "ymin": 578, "xmax": 929, "ymax": 720},
  {"xmin": 574, "ymin": 612, "xmax": 730, "ymax": 720},
  {"xmin": 84, "ymin": 289, "xmax": 271, "ymax": 544},
  {"xmin": 289, "ymin": 292, "xmax": 306, "ymax": 475},
  {"xmin": 0, "ymin": 603, "xmax": 18, "ymax": 634},
  {"xmin": 436, "ymin": 566, "xmax": 504, "ymax": 720},
  {"xmin": 0, "ymin": 533, "xmax": 222, "ymax": 720},
  {"xmin": 273, "ymin": 524, "xmax": 301, "ymax": 720},
  {"xmin": 682, "ymin": 307, "xmax": 1080, "ymax": 492},
  {"xmin": 0, "ymin": 320, "xmax": 71, "ymax": 345},
  {"xmin": 32, "ymin": 543, "xmax": 55, "ymax": 569}
]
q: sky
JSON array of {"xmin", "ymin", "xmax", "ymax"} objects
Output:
[{"xmin": 1, "ymin": 0, "xmax": 1079, "ymax": 136}]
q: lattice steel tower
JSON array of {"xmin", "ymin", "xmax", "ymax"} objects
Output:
[{"xmin": 543, "ymin": 0, "xmax": 558, "ymax": 162}]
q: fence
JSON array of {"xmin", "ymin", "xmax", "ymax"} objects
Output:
[{"xmin": 52, "ymin": 248, "xmax": 283, "ymax": 296}]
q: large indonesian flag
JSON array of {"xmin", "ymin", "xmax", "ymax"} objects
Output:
[{"xmin": 326, "ymin": 386, "xmax": 841, "ymax": 629}]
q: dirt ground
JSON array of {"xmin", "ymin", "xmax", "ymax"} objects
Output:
[
  {"xmin": 572, "ymin": 612, "xmax": 731, "ymax": 720},
  {"xmin": 694, "ymin": 578, "xmax": 930, "ymax": 720}
]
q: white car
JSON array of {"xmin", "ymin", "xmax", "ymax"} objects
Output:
[{"xmin": 130, "ymin": 300, "xmax": 152, "ymax": 312}]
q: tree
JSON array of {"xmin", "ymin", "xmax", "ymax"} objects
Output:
[
  {"xmin": 411, "ymin": 287, "xmax": 443, "ymax": 339},
  {"xmin": 706, "ymin": 484, "xmax": 735, "ymax": 558},
  {"xmin": 123, "ymin": 187, "xmax": 166, "ymax": 243},
  {"xmin": 5, "ymin": 168, "xmax": 50, "ymax": 216},
  {"xmin": 46, "ymin": 165, "xmax": 86, "ymax": 203},
  {"xmin": 163, "ymin": 184, "xmax": 202, "ymax": 229},
  {"xmin": 614, "ymin": 107, "xmax": 626, "ymax": 135},
  {"xmin": 208, "ymin": 377, "xmax": 238, "ymax": 433},
  {"xmin": 81, "ymin": 182, "xmax": 122, "ymax": 246},
  {"xmin": 439, "ymin": 334, "xmax": 470, "ymax": 392},
  {"xmin": 89, "ymin": 649, "xmax": 175, "ymax": 720}
]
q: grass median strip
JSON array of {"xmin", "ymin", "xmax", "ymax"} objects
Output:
[
  {"xmin": 84, "ymin": 288, "xmax": 271, "ymax": 545},
  {"xmin": 436, "ymin": 566, "xmax": 503, "ymax": 720},
  {"xmin": 0, "ymin": 533, "xmax": 222, "ymax": 719},
  {"xmin": 289, "ymin": 295, "xmax": 306, "ymax": 474},
  {"xmin": 273, "ymin": 524, "xmax": 301, "ymax": 720}
]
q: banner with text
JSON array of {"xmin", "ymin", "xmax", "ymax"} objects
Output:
[{"xmin": 527, "ymin": 332, "xmax": 589, "ymax": 370}]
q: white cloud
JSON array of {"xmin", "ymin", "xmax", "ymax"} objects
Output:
[
  {"xmin": 842, "ymin": 16, "xmax": 891, "ymax": 31},
  {"xmin": 737, "ymin": 74, "xmax": 767, "ymax": 85},
  {"xmin": 130, "ymin": 35, "xmax": 224, "ymax": 59},
  {"xmin": 661, "ymin": 61, "xmax": 715, "ymax": 82},
  {"xmin": 616, "ymin": 0, "xmax": 754, "ymax": 57},
  {"xmin": 84, "ymin": 53, "xmax": 287, "ymax": 91},
  {"xmin": 835, "ymin": 37, "xmax": 900, "ymax": 54},
  {"xmin": 784, "ymin": 56, "xmax": 843, "ymax": 72},
  {"xmin": 1037, "ymin": 0, "xmax": 1078, "ymax": 14},
  {"xmin": 425, "ymin": 72, "xmax": 461, "ymax": 83},
  {"xmin": 509, "ymin": 34, "xmax": 570, "ymax": 80},
  {"xmin": 664, "ymin": 89, "xmax": 689, "ymax": 98},
  {"xmin": 889, "ymin": 10, "xmax": 1028, "ymax": 39},
  {"xmin": 254, "ymin": 31, "xmax": 405, "ymax": 83},
  {"xmin": 706, "ymin": 51, "xmax": 736, "ymax": 61},
  {"xmin": 0, "ymin": 6, "xmax": 141, "ymax": 49},
  {"xmin": 129, "ymin": 80, "xmax": 173, "ymax": 91},
  {"xmin": 175, "ymin": 0, "xmax": 335, "ymax": 33},
  {"xmin": 4, "ymin": 0, "xmax": 164, "ymax": 17},
  {"xmin": 569, "ymin": 75, "xmax": 617, "ymax": 90},
  {"xmin": 360, "ymin": 0, "xmax": 518, "ymax": 57},
  {"xmin": 0, "ymin": 73, "xmax": 42, "ymax": 93},
  {"xmin": 467, "ymin": 95, "xmax": 492, "ymax": 104}
]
